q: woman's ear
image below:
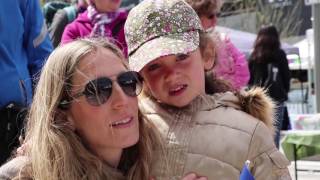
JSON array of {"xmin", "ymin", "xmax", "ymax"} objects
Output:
[
  {"xmin": 56, "ymin": 109, "xmax": 76, "ymax": 131},
  {"xmin": 67, "ymin": 114, "xmax": 76, "ymax": 131}
]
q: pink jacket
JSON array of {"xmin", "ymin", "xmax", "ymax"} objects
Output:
[
  {"xmin": 61, "ymin": 10, "xmax": 128, "ymax": 56},
  {"xmin": 213, "ymin": 32, "xmax": 250, "ymax": 90}
]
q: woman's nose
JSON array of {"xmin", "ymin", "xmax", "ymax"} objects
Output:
[
  {"xmin": 110, "ymin": 83, "xmax": 129, "ymax": 109},
  {"xmin": 211, "ymin": 16, "xmax": 217, "ymax": 28}
]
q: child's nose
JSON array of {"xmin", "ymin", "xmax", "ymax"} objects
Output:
[{"xmin": 164, "ymin": 67, "xmax": 179, "ymax": 82}]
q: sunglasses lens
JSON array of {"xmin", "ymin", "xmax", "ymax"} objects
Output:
[
  {"xmin": 84, "ymin": 78, "xmax": 112, "ymax": 106},
  {"xmin": 81, "ymin": 71, "xmax": 142, "ymax": 106},
  {"xmin": 207, "ymin": 12, "xmax": 220, "ymax": 19},
  {"xmin": 118, "ymin": 71, "xmax": 142, "ymax": 97}
]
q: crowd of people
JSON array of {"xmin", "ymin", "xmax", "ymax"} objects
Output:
[{"xmin": 0, "ymin": 0, "xmax": 292, "ymax": 179}]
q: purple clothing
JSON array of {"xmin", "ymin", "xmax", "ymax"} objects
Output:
[
  {"xmin": 213, "ymin": 31, "xmax": 250, "ymax": 90},
  {"xmin": 61, "ymin": 9, "xmax": 128, "ymax": 56}
]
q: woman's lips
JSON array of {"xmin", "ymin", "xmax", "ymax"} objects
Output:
[{"xmin": 110, "ymin": 117, "xmax": 133, "ymax": 128}]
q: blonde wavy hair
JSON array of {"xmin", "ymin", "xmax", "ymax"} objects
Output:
[
  {"xmin": 15, "ymin": 38, "xmax": 163, "ymax": 180},
  {"xmin": 199, "ymin": 31, "xmax": 233, "ymax": 93}
]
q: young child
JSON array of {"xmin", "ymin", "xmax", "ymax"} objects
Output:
[{"xmin": 124, "ymin": 0, "xmax": 291, "ymax": 179}]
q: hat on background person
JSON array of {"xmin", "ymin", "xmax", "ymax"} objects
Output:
[{"xmin": 125, "ymin": 0, "xmax": 203, "ymax": 72}]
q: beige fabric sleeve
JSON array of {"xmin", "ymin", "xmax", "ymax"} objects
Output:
[{"xmin": 248, "ymin": 122, "xmax": 291, "ymax": 180}]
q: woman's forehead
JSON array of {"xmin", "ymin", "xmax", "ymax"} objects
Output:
[{"xmin": 73, "ymin": 48, "xmax": 126, "ymax": 83}]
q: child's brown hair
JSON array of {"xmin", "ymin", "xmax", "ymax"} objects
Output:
[{"xmin": 199, "ymin": 31, "xmax": 233, "ymax": 94}]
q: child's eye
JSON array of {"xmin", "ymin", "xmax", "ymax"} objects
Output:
[
  {"xmin": 176, "ymin": 53, "xmax": 189, "ymax": 61},
  {"xmin": 147, "ymin": 63, "xmax": 161, "ymax": 72}
]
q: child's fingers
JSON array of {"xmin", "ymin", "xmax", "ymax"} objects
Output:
[
  {"xmin": 197, "ymin": 177, "xmax": 208, "ymax": 180},
  {"xmin": 182, "ymin": 173, "xmax": 197, "ymax": 180},
  {"xmin": 182, "ymin": 173, "xmax": 207, "ymax": 180},
  {"xmin": 16, "ymin": 142, "xmax": 28, "ymax": 156},
  {"xmin": 150, "ymin": 174, "xmax": 207, "ymax": 180}
]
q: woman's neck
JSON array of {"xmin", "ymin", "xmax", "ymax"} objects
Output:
[{"xmin": 95, "ymin": 147, "xmax": 123, "ymax": 168}]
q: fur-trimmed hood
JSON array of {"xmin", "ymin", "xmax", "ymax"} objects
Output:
[
  {"xmin": 211, "ymin": 87, "xmax": 275, "ymax": 134},
  {"xmin": 213, "ymin": 87, "xmax": 276, "ymax": 133},
  {"xmin": 236, "ymin": 87, "xmax": 276, "ymax": 134}
]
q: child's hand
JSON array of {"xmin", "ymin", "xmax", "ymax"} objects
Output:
[
  {"xmin": 181, "ymin": 173, "xmax": 207, "ymax": 180},
  {"xmin": 16, "ymin": 140, "xmax": 29, "ymax": 156},
  {"xmin": 149, "ymin": 173, "xmax": 208, "ymax": 180}
]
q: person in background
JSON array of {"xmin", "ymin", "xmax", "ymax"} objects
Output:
[
  {"xmin": 43, "ymin": 0, "xmax": 71, "ymax": 28},
  {"xmin": 0, "ymin": 0, "xmax": 53, "ymax": 165},
  {"xmin": 185, "ymin": 0, "xmax": 250, "ymax": 91},
  {"xmin": 248, "ymin": 25, "xmax": 291, "ymax": 148},
  {"xmin": 61, "ymin": 0, "xmax": 128, "ymax": 56},
  {"xmin": 124, "ymin": 0, "xmax": 291, "ymax": 179},
  {"xmin": 48, "ymin": 0, "xmax": 88, "ymax": 47}
]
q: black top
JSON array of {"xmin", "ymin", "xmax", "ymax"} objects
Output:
[{"xmin": 248, "ymin": 49, "xmax": 291, "ymax": 103}]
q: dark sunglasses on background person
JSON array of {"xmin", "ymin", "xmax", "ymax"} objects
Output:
[
  {"xmin": 207, "ymin": 12, "xmax": 220, "ymax": 19},
  {"xmin": 60, "ymin": 71, "xmax": 143, "ymax": 107}
]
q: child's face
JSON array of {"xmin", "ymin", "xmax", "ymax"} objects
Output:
[{"xmin": 140, "ymin": 49, "xmax": 206, "ymax": 107}]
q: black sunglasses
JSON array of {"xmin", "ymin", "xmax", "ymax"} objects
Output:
[
  {"xmin": 207, "ymin": 12, "xmax": 220, "ymax": 19},
  {"xmin": 61, "ymin": 71, "xmax": 142, "ymax": 107}
]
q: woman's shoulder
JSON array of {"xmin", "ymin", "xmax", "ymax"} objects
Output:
[{"xmin": 0, "ymin": 156, "xmax": 29, "ymax": 180}]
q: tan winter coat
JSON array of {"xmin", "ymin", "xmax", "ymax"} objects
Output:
[{"xmin": 140, "ymin": 88, "xmax": 291, "ymax": 180}]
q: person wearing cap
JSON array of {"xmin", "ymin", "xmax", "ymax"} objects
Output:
[
  {"xmin": 185, "ymin": 0, "xmax": 250, "ymax": 91},
  {"xmin": 124, "ymin": 0, "xmax": 292, "ymax": 179}
]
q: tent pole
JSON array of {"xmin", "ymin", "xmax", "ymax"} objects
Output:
[{"xmin": 312, "ymin": 3, "xmax": 320, "ymax": 113}]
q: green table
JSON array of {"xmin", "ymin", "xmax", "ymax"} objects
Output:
[{"xmin": 281, "ymin": 130, "xmax": 320, "ymax": 180}]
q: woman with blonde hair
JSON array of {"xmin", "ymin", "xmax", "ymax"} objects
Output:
[
  {"xmin": 0, "ymin": 38, "xmax": 208, "ymax": 180},
  {"xmin": 0, "ymin": 38, "xmax": 161, "ymax": 180}
]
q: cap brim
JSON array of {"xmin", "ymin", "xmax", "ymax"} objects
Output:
[{"xmin": 129, "ymin": 31, "xmax": 199, "ymax": 72}]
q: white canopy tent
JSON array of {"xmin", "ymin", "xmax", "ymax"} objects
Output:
[
  {"xmin": 215, "ymin": 26, "xmax": 300, "ymax": 60},
  {"xmin": 292, "ymin": 29, "xmax": 315, "ymax": 69}
]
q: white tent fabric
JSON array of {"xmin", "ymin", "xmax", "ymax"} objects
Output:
[
  {"xmin": 293, "ymin": 29, "xmax": 314, "ymax": 61},
  {"xmin": 215, "ymin": 26, "xmax": 300, "ymax": 57}
]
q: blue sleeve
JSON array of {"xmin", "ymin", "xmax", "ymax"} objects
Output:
[{"xmin": 23, "ymin": 0, "xmax": 53, "ymax": 77}]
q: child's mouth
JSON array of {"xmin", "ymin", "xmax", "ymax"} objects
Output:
[{"xmin": 169, "ymin": 84, "xmax": 187, "ymax": 96}]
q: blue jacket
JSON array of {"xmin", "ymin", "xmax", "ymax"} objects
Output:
[{"xmin": 0, "ymin": 0, "xmax": 53, "ymax": 108}]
